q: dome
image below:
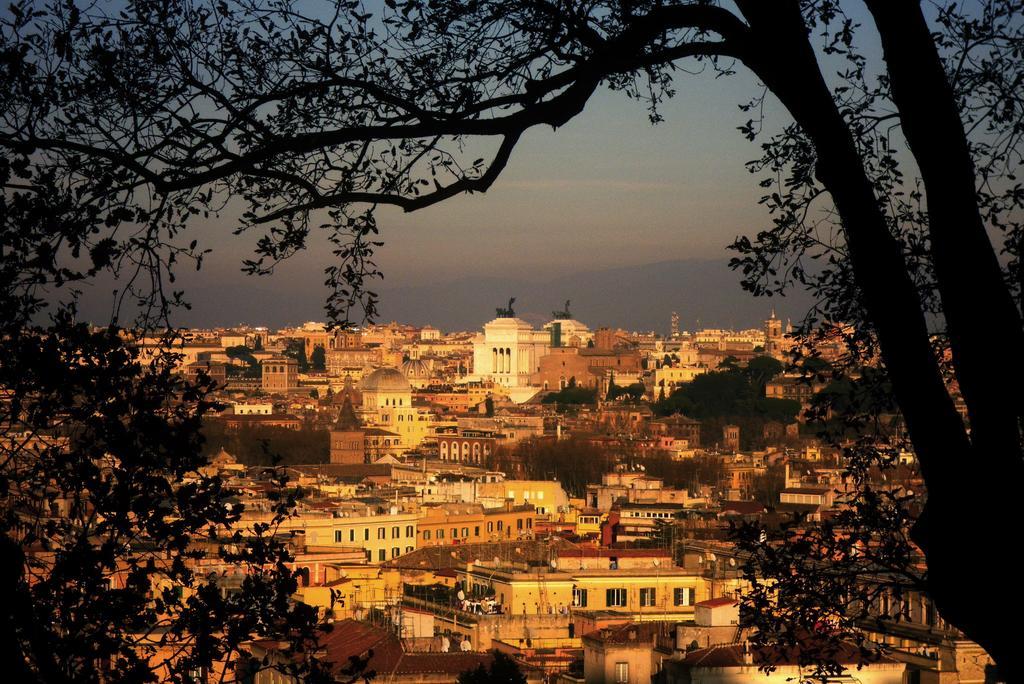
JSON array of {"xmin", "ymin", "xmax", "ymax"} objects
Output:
[
  {"xmin": 360, "ymin": 367, "xmax": 411, "ymax": 393},
  {"xmin": 401, "ymin": 358, "xmax": 431, "ymax": 379}
]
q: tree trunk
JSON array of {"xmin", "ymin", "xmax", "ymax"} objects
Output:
[
  {"xmin": 861, "ymin": 4, "xmax": 1024, "ymax": 677},
  {"xmin": 733, "ymin": 2, "xmax": 1020, "ymax": 677},
  {"xmin": 863, "ymin": 0, "xmax": 1024, "ymax": 463}
]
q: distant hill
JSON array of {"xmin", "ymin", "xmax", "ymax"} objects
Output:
[
  {"xmin": 71, "ymin": 258, "xmax": 813, "ymax": 332},
  {"xmin": 375, "ymin": 259, "xmax": 812, "ymax": 333}
]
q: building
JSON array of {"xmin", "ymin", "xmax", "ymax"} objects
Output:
[
  {"xmin": 232, "ymin": 402, "xmax": 272, "ymax": 415},
  {"xmin": 401, "ymin": 358, "xmax": 434, "ymax": 389},
  {"xmin": 649, "ymin": 416, "xmax": 702, "ymax": 447},
  {"xmin": 360, "ymin": 367, "xmax": 434, "ymax": 452},
  {"xmin": 470, "ymin": 311, "xmax": 551, "ymax": 403},
  {"xmin": 764, "ymin": 307, "xmax": 794, "ymax": 360},
  {"xmin": 437, "ymin": 431, "xmax": 495, "ymax": 465},
  {"xmin": 652, "ymin": 365, "xmax": 707, "ymax": 396},
  {"xmin": 279, "ymin": 505, "xmax": 419, "ymax": 564},
  {"xmin": 533, "ymin": 347, "xmax": 642, "ymax": 393},
  {"xmin": 723, "ymin": 424, "xmax": 740, "ymax": 452},
  {"xmin": 329, "ymin": 396, "xmax": 364, "ymax": 464},
  {"xmin": 661, "ymin": 641, "xmax": 904, "ymax": 683},
  {"xmin": 417, "ymin": 503, "xmax": 537, "ymax": 547},
  {"xmin": 326, "ymin": 347, "xmax": 382, "ymax": 376},
  {"xmin": 248, "ymin": 619, "xmax": 532, "ymax": 684},
  {"xmin": 612, "ymin": 503, "xmax": 687, "ymax": 542},
  {"xmin": 221, "ymin": 413, "xmax": 302, "ymax": 431},
  {"xmin": 261, "ymin": 356, "xmax": 298, "ymax": 393},
  {"xmin": 582, "ymin": 622, "xmax": 664, "ymax": 684}
]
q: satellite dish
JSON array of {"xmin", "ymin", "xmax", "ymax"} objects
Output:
[
  {"xmin": 729, "ymin": 557, "xmax": 737, "ymax": 567},
  {"xmin": 493, "ymin": 556, "xmax": 501, "ymax": 565},
  {"xmin": 457, "ymin": 590, "xmax": 466, "ymax": 601},
  {"xmin": 550, "ymin": 559, "xmax": 557, "ymax": 569},
  {"xmin": 697, "ymin": 555, "xmax": 705, "ymax": 564},
  {"xmin": 441, "ymin": 637, "xmax": 451, "ymax": 652},
  {"xmin": 652, "ymin": 559, "xmax": 660, "ymax": 567}
]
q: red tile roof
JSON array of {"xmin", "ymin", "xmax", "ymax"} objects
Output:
[
  {"xmin": 320, "ymin": 619, "xmax": 496, "ymax": 677},
  {"xmin": 558, "ymin": 548, "xmax": 671, "ymax": 558},
  {"xmin": 696, "ymin": 597, "xmax": 739, "ymax": 608}
]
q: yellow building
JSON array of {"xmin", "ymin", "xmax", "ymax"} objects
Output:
[
  {"xmin": 359, "ymin": 367, "xmax": 435, "ymax": 453},
  {"xmin": 417, "ymin": 503, "xmax": 537, "ymax": 546},
  {"xmin": 292, "ymin": 564, "xmax": 403, "ymax": 621},
  {"xmin": 572, "ymin": 509, "xmax": 606, "ymax": 538},
  {"xmin": 653, "ymin": 365, "xmax": 708, "ymax": 395},
  {"xmin": 570, "ymin": 567, "xmax": 704, "ymax": 617},
  {"xmin": 456, "ymin": 562, "xmax": 705, "ymax": 618},
  {"xmin": 278, "ymin": 507, "xmax": 420, "ymax": 564},
  {"xmin": 478, "ymin": 480, "xmax": 570, "ymax": 516}
]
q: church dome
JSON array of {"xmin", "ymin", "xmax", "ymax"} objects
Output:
[
  {"xmin": 401, "ymin": 358, "xmax": 431, "ymax": 379},
  {"xmin": 360, "ymin": 367, "xmax": 411, "ymax": 392}
]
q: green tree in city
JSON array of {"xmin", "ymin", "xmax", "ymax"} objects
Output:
[{"xmin": 310, "ymin": 345, "xmax": 327, "ymax": 372}]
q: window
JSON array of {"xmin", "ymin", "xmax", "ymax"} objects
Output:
[
  {"xmin": 573, "ymin": 588, "xmax": 588, "ymax": 607},
  {"xmin": 334, "ymin": 530, "xmax": 343, "ymax": 543},
  {"xmin": 615, "ymin": 662, "xmax": 629, "ymax": 684},
  {"xmin": 437, "ymin": 529, "xmax": 444, "ymax": 539},
  {"xmin": 392, "ymin": 547, "xmax": 400, "ymax": 558},
  {"xmin": 365, "ymin": 550, "xmax": 372, "ymax": 563},
  {"xmin": 526, "ymin": 518, "xmax": 533, "ymax": 529},
  {"xmin": 474, "ymin": 526, "xmax": 480, "ymax": 537},
  {"xmin": 516, "ymin": 518, "xmax": 523, "ymax": 530},
  {"xmin": 406, "ymin": 546, "xmax": 414, "ymax": 554},
  {"xmin": 497, "ymin": 521, "xmax": 503, "ymax": 531},
  {"xmin": 392, "ymin": 526, "xmax": 400, "ymax": 539},
  {"xmin": 451, "ymin": 528, "xmax": 458, "ymax": 539},
  {"xmin": 349, "ymin": 529, "xmax": 355, "ymax": 542},
  {"xmin": 487, "ymin": 522, "xmax": 494, "ymax": 533},
  {"xmin": 674, "ymin": 587, "xmax": 695, "ymax": 606},
  {"xmin": 606, "ymin": 588, "xmax": 627, "ymax": 607},
  {"xmin": 461, "ymin": 527, "xmax": 469, "ymax": 537},
  {"xmin": 378, "ymin": 549, "xmax": 386, "ymax": 561},
  {"xmin": 377, "ymin": 528, "xmax": 386, "ymax": 540},
  {"xmin": 640, "ymin": 588, "xmax": 656, "ymax": 607},
  {"xmin": 364, "ymin": 528, "xmax": 370, "ymax": 541},
  {"xmin": 406, "ymin": 525, "xmax": 414, "ymax": 537},
  {"xmin": 423, "ymin": 530, "xmax": 431, "ymax": 540}
]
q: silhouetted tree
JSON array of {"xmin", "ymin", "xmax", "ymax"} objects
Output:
[
  {"xmin": 283, "ymin": 340, "xmax": 310, "ymax": 372},
  {"xmin": 4, "ymin": 0, "xmax": 1023, "ymax": 675},
  {"xmin": 310, "ymin": 345, "xmax": 327, "ymax": 372},
  {"xmin": 457, "ymin": 651, "xmax": 526, "ymax": 684}
]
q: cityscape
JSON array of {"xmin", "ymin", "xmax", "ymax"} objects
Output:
[
  {"xmin": 104, "ymin": 305, "xmax": 968, "ymax": 683},
  {"xmin": 2, "ymin": 0, "xmax": 1021, "ymax": 683}
]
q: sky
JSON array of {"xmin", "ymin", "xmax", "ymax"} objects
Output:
[{"xmin": 72, "ymin": 3, "xmax": 886, "ymax": 333}]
